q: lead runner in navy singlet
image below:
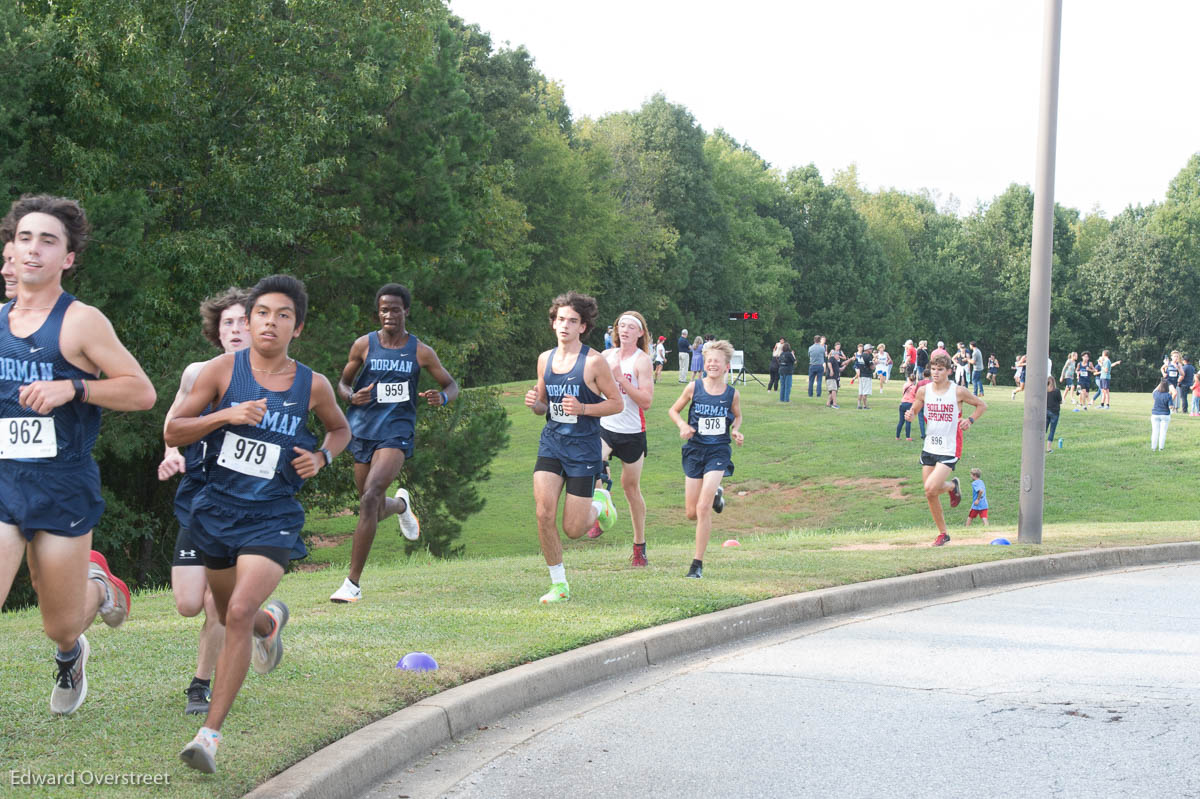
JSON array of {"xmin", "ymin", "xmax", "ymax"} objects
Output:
[
  {"xmin": 524, "ymin": 292, "xmax": 622, "ymax": 604},
  {"xmin": 330, "ymin": 283, "xmax": 458, "ymax": 605},
  {"xmin": 167, "ymin": 275, "xmax": 350, "ymax": 773},
  {"xmin": 0, "ymin": 195, "xmax": 157, "ymax": 717}
]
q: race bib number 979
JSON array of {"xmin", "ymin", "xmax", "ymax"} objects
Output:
[
  {"xmin": 699, "ymin": 416, "xmax": 726, "ymax": 436},
  {"xmin": 376, "ymin": 382, "xmax": 410, "ymax": 403},
  {"xmin": 218, "ymin": 431, "xmax": 281, "ymax": 480},
  {"xmin": 0, "ymin": 417, "xmax": 57, "ymax": 459}
]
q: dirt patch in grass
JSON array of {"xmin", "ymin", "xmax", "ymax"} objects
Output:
[
  {"xmin": 721, "ymin": 477, "xmax": 909, "ymax": 534},
  {"xmin": 307, "ymin": 533, "xmax": 352, "ymax": 549},
  {"xmin": 290, "ymin": 561, "xmax": 332, "ymax": 572}
]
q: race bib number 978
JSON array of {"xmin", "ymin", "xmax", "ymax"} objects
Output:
[
  {"xmin": 217, "ymin": 431, "xmax": 281, "ymax": 480},
  {"xmin": 699, "ymin": 416, "xmax": 726, "ymax": 436},
  {"xmin": 0, "ymin": 417, "xmax": 57, "ymax": 459},
  {"xmin": 376, "ymin": 382, "xmax": 410, "ymax": 403}
]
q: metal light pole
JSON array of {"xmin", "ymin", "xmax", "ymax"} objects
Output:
[{"xmin": 1017, "ymin": 0, "xmax": 1063, "ymax": 545}]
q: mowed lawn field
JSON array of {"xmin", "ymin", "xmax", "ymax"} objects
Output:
[{"xmin": 2, "ymin": 381, "xmax": 1197, "ymax": 799}]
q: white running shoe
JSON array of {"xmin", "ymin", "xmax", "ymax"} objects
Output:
[
  {"xmin": 330, "ymin": 578, "xmax": 362, "ymax": 604},
  {"xmin": 180, "ymin": 728, "xmax": 221, "ymax": 773},
  {"xmin": 50, "ymin": 634, "xmax": 89, "ymax": 715},
  {"xmin": 395, "ymin": 487, "xmax": 420, "ymax": 541}
]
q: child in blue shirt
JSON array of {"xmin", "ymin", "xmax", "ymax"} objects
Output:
[{"xmin": 965, "ymin": 467, "xmax": 988, "ymax": 526}]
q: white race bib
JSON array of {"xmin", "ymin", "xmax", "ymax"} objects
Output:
[
  {"xmin": 548, "ymin": 401, "xmax": 578, "ymax": 424},
  {"xmin": 376, "ymin": 382, "xmax": 410, "ymax": 404},
  {"xmin": 217, "ymin": 431, "xmax": 280, "ymax": 480},
  {"xmin": 699, "ymin": 416, "xmax": 726, "ymax": 436},
  {"xmin": 0, "ymin": 417, "xmax": 57, "ymax": 459},
  {"xmin": 929, "ymin": 435, "xmax": 945, "ymax": 448}
]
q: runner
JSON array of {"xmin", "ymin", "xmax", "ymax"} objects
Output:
[
  {"xmin": 168, "ymin": 274, "xmax": 350, "ymax": 772},
  {"xmin": 330, "ymin": 283, "xmax": 458, "ymax": 604},
  {"xmin": 1075, "ymin": 352, "xmax": 1095, "ymax": 410},
  {"xmin": 1011, "ymin": 354, "xmax": 1027, "ymax": 399},
  {"xmin": 524, "ymin": 292, "xmax": 622, "ymax": 603},
  {"xmin": 157, "ymin": 288, "xmax": 250, "ymax": 714},
  {"xmin": 856, "ymin": 344, "xmax": 875, "ymax": 409},
  {"xmin": 1060, "ymin": 352, "xmax": 1077, "ymax": 406},
  {"xmin": 875, "ymin": 343, "xmax": 890, "ymax": 394},
  {"xmin": 668, "ymin": 340, "xmax": 743, "ymax": 578},
  {"xmin": 986, "ymin": 353, "xmax": 999, "ymax": 387},
  {"xmin": 905, "ymin": 353, "xmax": 986, "ymax": 546},
  {"xmin": 0, "ymin": 195, "xmax": 156, "ymax": 715},
  {"xmin": 590, "ymin": 311, "xmax": 654, "ymax": 567}
]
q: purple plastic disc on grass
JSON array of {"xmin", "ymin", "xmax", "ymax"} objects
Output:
[{"xmin": 397, "ymin": 652, "xmax": 438, "ymax": 671}]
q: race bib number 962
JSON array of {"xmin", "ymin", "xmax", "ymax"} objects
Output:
[
  {"xmin": 0, "ymin": 417, "xmax": 57, "ymax": 459},
  {"xmin": 376, "ymin": 382, "xmax": 410, "ymax": 403},
  {"xmin": 217, "ymin": 431, "xmax": 281, "ymax": 480},
  {"xmin": 699, "ymin": 416, "xmax": 726, "ymax": 436}
]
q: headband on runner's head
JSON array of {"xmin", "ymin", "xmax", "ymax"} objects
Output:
[{"xmin": 618, "ymin": 314, "xmax": 644, "ymax": 332}]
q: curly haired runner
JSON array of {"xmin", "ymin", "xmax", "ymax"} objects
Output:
[
  {"xmin": 524, "ymin": 292, "xmax": 622, "ymax": 604},
  {"xmin": 905, "ymin": 353, "xmax": 986, "ymax": 546}
]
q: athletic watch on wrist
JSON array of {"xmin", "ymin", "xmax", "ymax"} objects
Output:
[{"xmin": 320, "ymin": 447, "xmax": 333, "ymax": 466}]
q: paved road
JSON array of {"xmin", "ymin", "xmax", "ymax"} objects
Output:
[{"xmin": 365, "ymin": 563, "xmax": 1200, "ymax": 798}]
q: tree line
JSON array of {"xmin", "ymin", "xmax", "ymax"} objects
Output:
[{"xmin": 1, "ymin": 1, "xmax": 1196, "ymax": 593}]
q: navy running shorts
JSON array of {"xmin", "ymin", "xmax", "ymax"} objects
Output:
[
  {"xmin": 681, "ymin": 441, "xmax": 734, "ymax": 480},
  {"xmin": 190, "ymin": 489, "xmax": 307, "ymax": 568},
  {"xmin": 348, "ymin": 435, "xmax": 413, "ymax": 464},
  {"xmin": 0, "ymin": 459, "xmax": 105, "ymax": 539}
]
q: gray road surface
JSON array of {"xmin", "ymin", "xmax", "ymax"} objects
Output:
[{"xmin": 366, "ymin": 563, "xmax": 1200, "ymax": 799}]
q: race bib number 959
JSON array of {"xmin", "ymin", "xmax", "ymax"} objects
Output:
[
  {"xmin": 699, "ymin": 416, "xmax": 726, "ymax": 436},
  {"xmin": 376, "ymin": 382, "xmax": 410, "ymax": 403},
  {"xmin": 218, "ymin": 431, "xmax": 280, "ymax": 480},
  {"xmin": 0, "ymin": 417, "xmax": 57, "ymax": 459}
]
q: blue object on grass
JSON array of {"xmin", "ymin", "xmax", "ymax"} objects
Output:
[
  {"xmin": 990, "ymin": 538, "xmax": 1011, "ymax": 546},
  {"xmin": 397, "ymin": 652, "xmax": 439, "ymax": 671}
]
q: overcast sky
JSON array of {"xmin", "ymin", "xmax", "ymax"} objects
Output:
[{"xmin": 449, "ymin": 0, "xmax": 1198, "ymax": 218}]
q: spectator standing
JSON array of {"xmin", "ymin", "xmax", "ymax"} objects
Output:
[
  {"xmin": 777, "ymin": 343, "xmax": 796, "ymax": 402},
  {"xmin": 1151, "ymin": 379, "xmax": 1172, "ymax": 451},
  {"xmin": 897, "ymin": 371, "xmax": 917, "ymax": 441},
  {"xmin": 969, "ymin": 341, "xmax": 984, "ymax": 396},
  {"xmin": 807, "ymin": 335, "xmax": 826, "ymax": 397},
  {"xmin": 653, "ymin": 336, "xmax": 667, "ymax": 383},
  {"xmin": 986, "ymin": 354, "xmax": 999, "ymax": 387},
  {"xmin": 766, "ymin": 340, "xmax": 781, "ymax": 392},
  {"xmin": 1096, "ymin": 349, "xmax": 1120, "ymax": 408},
  {"xmin": 916, "ymin": 340, "xmax": 930, "ymax": 377},
  {"xmin": 689, "ymin": 335, "xmax": 704, "ymax": 380},
  {"xmin": 677, "ymin": 329, "xmax": 690, "ymax": 382},
  {"xmin": 931, "ymin": 341, "xmax": 949, "ymax": 361},
  {"xmin": 1178, "ymin": 355, "xmax": 1194, "ymax": 413}
]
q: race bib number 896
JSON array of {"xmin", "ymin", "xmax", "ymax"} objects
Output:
[
  {"xmin": 0, "ymin": 417, "xmax": 57, "ymax": 459},
  {"xmin": 218, "ymin": 431, "xmax": 281, "ymax": 480}
]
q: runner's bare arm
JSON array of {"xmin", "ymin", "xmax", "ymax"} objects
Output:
[
  {"xmin": 668, "ymin": 382, "xmax": 696, "ymax": 439},
  {"xmin": 20, "ymin": 303, "xmax": 156, "ymax": 414},
  {"xmin": 525, "ymin": 351, "xmax": 550, "ymax": 414},
  {"xmin": 338, "ymin": 335, "xmax": 372, "ymax": 405},
  {"xmin": 730, "ymin": 389, "xmax": 744, "ymax": 446},
  {"xmin": 165, "ymin": 355, "xmax": 265, "ymax": 446},
  {"xmin": 291, "ymin": 374, "xmax": 350, "ymax": 479},
  {"xmin": 616, "ymin": 351, "xmax": 655, "ymax": 410},
  {"xmin": 416, "ymin": 342, "xmax": 459, "ymax": 407},
  {"xmin": 158, "ymin": 360, "xmax": 206, "ymax": 480},
  {"xmin": 958, "ymin": 387, "xmax": 987, "ymax": 429},
  {"xmin": 569, "ymin": 351, "xmax": 622, "ymax": 418}
]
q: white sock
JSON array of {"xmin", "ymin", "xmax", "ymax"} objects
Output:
[
  {"xmin": 549, "ymin": 563, "xmax": 566, "ymax": 584},
  {"xmin": 197, "ymin": 726, "xmax": 222, "ymax": 746},
  {"xmin": 591, "ymin": 500, "xmax": 604, "ymax": 518}
]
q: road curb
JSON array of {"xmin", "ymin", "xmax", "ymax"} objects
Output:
[{"xmin": 244, "ymin": 542, "xmax": 1200, "ymax": 799}]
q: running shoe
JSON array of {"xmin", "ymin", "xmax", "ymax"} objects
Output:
[
  {"xmin": 329, "ymin": 578, "xmax": 362, "ymax": 604},
  {"xmin": 50, "ymin": 634, "xmax": 89, "ymax": 715},
  {"xmin": 184, "ymin": 682, "xmax": 211, "ymax": 715},
  {"xmin": 539, "ymin": 582, "xmax": 570, "ymax": 604},
  {"xmin": 251, "ymin": 600, "xmax": 289, "ymax": 675},
  {"xmin": 180, "ymin": 728, "xmax": 221, "ymax": 773},
  {"xmin": 395, "ymin": 487, "xmax": 420, "ymax": 541},
  {"xmin": 88, "ymin": 550, "xmax": 131, "ymax": 628},
  {"xmin": 712, "ymin": 486, "xmax": 725, "ymax": 514},
  {"xmin": 593, "ymin": 488, "xmax": 617, "ymax": 532},
  {"xmin": 906, "ymin": 437, "xmax": 913, "ymax": 442},
  {"xmin": 685, "ymin": 562, "xmax": 703, "ymax": 579},
  {"xmin": 630, "ymin": 544, "xmax": 648, "ymax": 568},
  {"xmin": 932, "ymin": 532, "xmax": 951, "ymax": 547},
  {"xmin": 585, "ymin": 521, "xmax": 603, "ymax": 539},
  {"xmin": 948, "ymin": 478, "xmax": 962, "ymax": 508}
]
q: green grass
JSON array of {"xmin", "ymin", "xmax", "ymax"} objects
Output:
[{"xmin": 2, "ymin": 383, "xmax": 1197, "ymax": 798}]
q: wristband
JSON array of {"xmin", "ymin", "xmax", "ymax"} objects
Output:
[
  {"xmin": 320, "ymin": 448, "xmax": 333, "ymax": 466},
  {"xmin": 439, "ymin": 391, "xmax": 448, "ymax": 406},
  {"xmin": 72, "ymin": 378, "xmax": 85, "ymax": 403}
]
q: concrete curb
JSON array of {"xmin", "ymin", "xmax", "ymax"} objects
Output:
[{"xmin": 245, "ymin": 542, "xmax": 1200, "ymax": 799}]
